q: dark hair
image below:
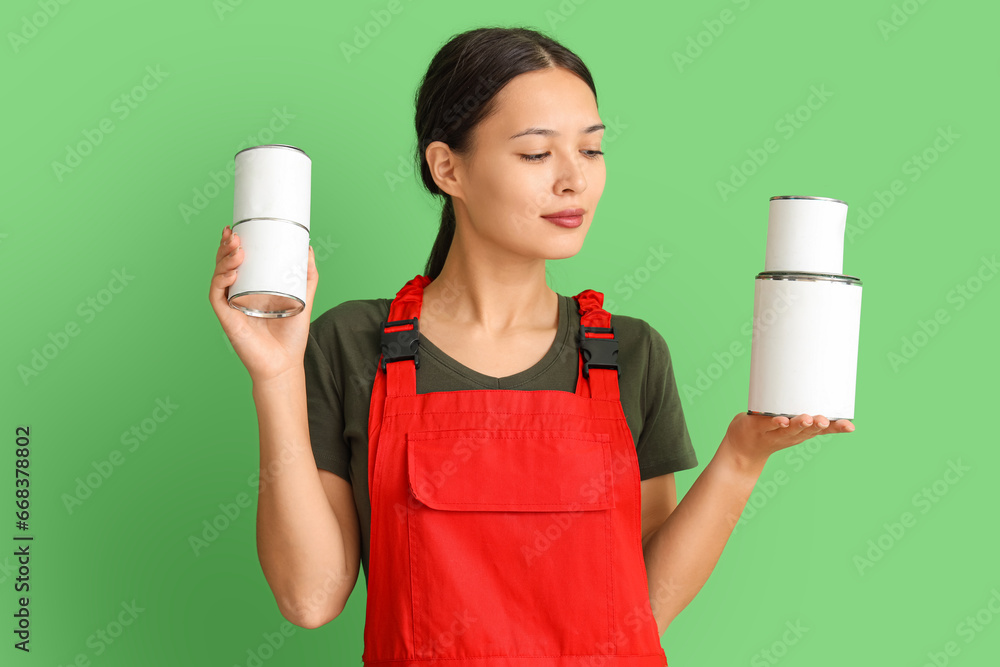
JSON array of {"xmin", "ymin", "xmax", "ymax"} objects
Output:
[{"xmin": 414, "ymin": 27, "xmax": 598, "ymax": 280}]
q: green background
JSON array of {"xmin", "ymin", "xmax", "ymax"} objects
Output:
[{"xmin": 3, "ymin": 0, "xmax": 997, "ymax": 664}]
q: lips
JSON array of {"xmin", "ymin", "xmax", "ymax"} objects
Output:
[
  {"xmin": 541, "ymin": 209, "xmax": 585, "ymax": 228},
  {"xmin": 541, "ymin": 208, "xmax": 585, "ymax": 218}
]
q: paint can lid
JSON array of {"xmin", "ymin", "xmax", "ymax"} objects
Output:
[{"xmin": 234, "ymin": 144, "xmax": 309, "ymax": 159}]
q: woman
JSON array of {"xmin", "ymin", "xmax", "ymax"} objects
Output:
[{"xmin": 209, "ymin": 26, "xmax": 854, "ymax": 665}]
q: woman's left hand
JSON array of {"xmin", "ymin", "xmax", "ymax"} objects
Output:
[{"xmin": 723, "ymin": 412, "xmax": 855, "ymax": 468}]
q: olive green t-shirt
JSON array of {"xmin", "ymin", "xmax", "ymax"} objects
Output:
[{"xmin": 303, "ymin": 293, "xmax": 698, "ymax": 584}]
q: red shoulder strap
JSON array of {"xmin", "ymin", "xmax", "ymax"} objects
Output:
[
  {"xmin": 572, "ymin": 289, "xmax": 621, "ymax": 400},
  {"xmin": 368, "ymin": 275, "xmax": 427, "ymax": 500}
]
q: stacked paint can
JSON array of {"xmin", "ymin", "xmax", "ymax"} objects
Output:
[
  {"xmin": 747, "ymin": 196, "xmax": 863, "ymax": 421},
  {"xmin": 228, "ymin": 144, "xmax": 312, "ymax": 318}
]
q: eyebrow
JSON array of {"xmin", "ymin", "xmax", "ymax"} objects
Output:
[{"xmin": 508, "ymin": 123, "xmax": 606, "ymax": 140}]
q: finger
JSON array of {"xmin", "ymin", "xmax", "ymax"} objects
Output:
[
  {"xmin": 788, "ymin": 413, "xmax": 815, "ymax": 434},
  {"xmin": 811, "ymin": 414, "xmax": 830, "ymax": 431},
  {"xmin": 302, "ymin": 245, "xmax": 318, "ymax": 317},
  {"xmin": 208, "ymin": 265, "xmax": 254, "ymax": 356},
  {"xmin": 208, "ymin": 240, "xmax": 244, "ymax": 322},
  {"xmin": 214, "ymin": 235, "xmax": 244, "ymax": 276},
  {"xmin": 217, "ymin": 225, "xmax": 232, "ymax": 260},
  {"xmin": 216, "ymin": 226, "xmax": 241, "ymax": 264},
  {"xmin": 770, "ymin": 415, "xmax": 790, "ymax": 430},
  {"xmin": 745, "ymin": 413, "xmax": 786, "ymax": 434},
  {"xmin": 208, "ymin": 259, "xmax": 240, "ymax": 322},
  {"xmin": 795, "ymin": 415, "xmax": 831, "ymax": 439},
  {"xmin": 832, "ymin": 419, "xmax": 855, "ymax": 433}
]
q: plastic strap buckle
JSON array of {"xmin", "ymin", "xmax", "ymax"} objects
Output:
[
  {"xmin": 577, "ymin": 325, "xmax": 620, "ymax": 378},
  {"xmin": 380, "ymin": 317, "xmax": 420, "ymax": 372}
]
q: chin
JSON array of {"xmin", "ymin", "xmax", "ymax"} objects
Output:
[{"xmin": 541, "ymin": 237, "xmax": 587, "ymax": 260}]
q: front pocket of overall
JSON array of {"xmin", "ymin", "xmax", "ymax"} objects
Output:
[{"xmin": 405, "ymin": 428, "xmax": 616, "ymax": 658}]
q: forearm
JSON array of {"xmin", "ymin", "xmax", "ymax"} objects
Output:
[
  {"xmin": 252, "ymin": 369, "xmax": 353, "ymax": 627},
  {"xmin": 642, "ymin": 435, "xmax": 767, "ymax": 635}
]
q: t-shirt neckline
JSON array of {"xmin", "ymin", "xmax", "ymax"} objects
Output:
[{"xmin": 392, "ymin": 293, "xmax": 572, "ymax": 389}]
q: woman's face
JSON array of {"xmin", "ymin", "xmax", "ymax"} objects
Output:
[{"xmin": 434, "ymin": 67, "xmax": 607, "ymax": 262}]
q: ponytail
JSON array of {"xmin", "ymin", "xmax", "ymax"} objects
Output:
[{"xmin": 424, "ymin": 197, "xmax": 456, "ymax": 280}]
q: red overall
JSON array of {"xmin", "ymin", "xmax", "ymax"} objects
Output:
[{"xmin": 362, "ymin": 274, "xmax": 668, "ymax": 666}]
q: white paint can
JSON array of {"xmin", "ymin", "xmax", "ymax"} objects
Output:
[
  {"xmin": 228, "ymin": 144, "xmax": 311, "ymax": 318},
  {"xmin": 748, "ymin": 195, "xmax": 863, "ymax": 420},
  {"xmin": 748, "ymin": 272, "xmax": 863, "ymax": 420},
  {"xmin": 765, "ymin": 195, "xmax": 848, "ymax": 274}
]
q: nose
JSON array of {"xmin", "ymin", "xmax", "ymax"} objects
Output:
[{"xmin": 554, "ymin": 153, "xmax": 588, "ymax": 194}]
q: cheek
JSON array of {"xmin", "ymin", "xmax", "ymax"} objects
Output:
[
  {"xmin": 476, "ymin": 162, "xmax": 525, "ymax": 207},
  {"xmin": 591, "ymin": 164, "xmax": 608, "ymax": 193},
  {"xmin": 495, "ymin": 168, "xmax": 551, "ymax": 220}
]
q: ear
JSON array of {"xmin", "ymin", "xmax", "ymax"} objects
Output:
[{"xmin": 425, "ymin": 140, "xmax": 465, "ymax": 200}]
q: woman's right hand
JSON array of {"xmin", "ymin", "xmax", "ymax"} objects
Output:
[{"xmin": 208, "ymin": 225, "xmax": 319, "ymax": 384}]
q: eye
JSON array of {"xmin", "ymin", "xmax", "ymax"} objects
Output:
[{"xmin": 519, "ymin": 150, "xmax": 605, "ymax": 163}]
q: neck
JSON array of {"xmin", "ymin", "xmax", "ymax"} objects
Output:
[{"xmin": 422, "ymin": 225, "xmax": 558, "ymax": 335}]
